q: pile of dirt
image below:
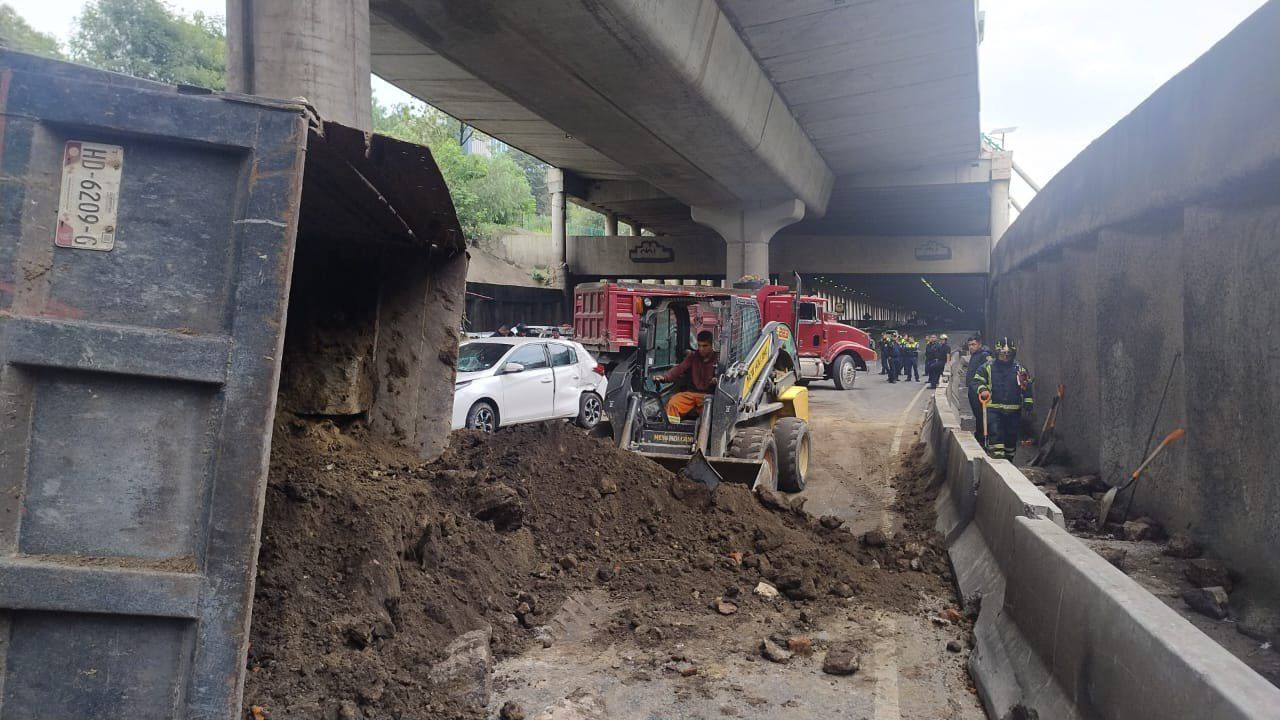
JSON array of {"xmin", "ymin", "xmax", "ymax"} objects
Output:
[{"xmin": 243, "ymin": 419, "xmax": 952, "ymax": 719}]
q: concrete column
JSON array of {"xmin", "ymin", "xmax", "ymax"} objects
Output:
[
  {"xmin": 604, "ymin": 212, "xmax": 618, "ymax": 236},
  {"xmin": 691, "ymin": 199, "xmax": 805, "ymax": 284},
  {"xmin": 989, "ymin": 151, "xmax": 1013, "ymax": 246},
  {"xmin": 548, "ymin": 168, "xmax": 568, "ymax": 285},
  {"xmin": 226, "ymin": 0, "xmax": 372, "ymax": 130},
  {"xmin": 634, "ymin": 223, "xmax": 644, "ymax": 236}
]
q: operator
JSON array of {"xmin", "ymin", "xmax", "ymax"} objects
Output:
[
  {"xmin": 652, "ymin": 330, "xmax": 719, "ymax": 423},
  {"xmin": 969, "ymin": 337, "xmax": 1034, "ymax": 460}
]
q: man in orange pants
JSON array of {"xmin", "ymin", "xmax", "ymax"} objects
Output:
[{"xmin": 654, "ymin": 330, "xmax": 719, "ymax": 423}]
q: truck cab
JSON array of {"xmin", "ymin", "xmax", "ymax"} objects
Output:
[{"xmin": 758, "ymin": 290, "xmax": 876, "ymax": 390}]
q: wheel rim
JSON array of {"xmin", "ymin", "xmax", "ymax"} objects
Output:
[
  {"xmin": 840, "ymin": 361, "xmax": 856, "ymax": 386},
  {"xmin": 797, "ymin": 434, "xmax": 810, "ymax": 476},
  {"xmin": 584, "ymin": 395, "xmax": 602, "ymax": 425},
  {"xmin": 470, "ymin": 406, "xmax": 496, "ymax": 433}
]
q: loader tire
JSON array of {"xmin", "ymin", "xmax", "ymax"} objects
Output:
[
  {"xmin": 729, "ymin": 426, "xmax": 778, "ymax": 492},
  {"xmin": 773, "ymin": 417, "xmax": 810, "ymax": 493}
]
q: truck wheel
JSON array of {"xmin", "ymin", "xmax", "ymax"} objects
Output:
[
  {"xmin": 577, "ymin": 392, "xmax": 604, "ymax": 429},
  {"xmin": 729, "ymin": 427, "xmax": 778, "ymax": 492},
  {"xmin": 773, "ymin": 417, "xmax": 810, "ymax": 493},
  {"xmin": 465, "ymin": 401, "xmax": 498, "ymax": 433},
  {"xmin": 832, "ymin": 355, "xmax": 856, "ymax": 390}
]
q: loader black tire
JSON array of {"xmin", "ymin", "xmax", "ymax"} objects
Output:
[
  {"xmin": 773, "ymin": 417, "xmax": 810, "ymax": 493},
  {"xmin": 728, "ymin": 426, "xmax": 778, "ymax": 492}
]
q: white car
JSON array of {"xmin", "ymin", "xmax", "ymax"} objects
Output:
[{"xmin": 452, "ymin": 337, "xmax": 608, "ymax": 433}]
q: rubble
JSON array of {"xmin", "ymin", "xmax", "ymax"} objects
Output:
[
  {"xmin": 760, "ymin": 639, "xmax": 793, "ymax": 663},
  {"xmin": 1185, "ymin": 558, "xmax": 1233, "ymax": 593},
  {"xmin": 1095, "ymin": 547, "xmax": 1128, "ymax": 571},
  {"xmin": 1183, "ymin": 587, "xmax": 1231, "ymax": 620},
  {"xmin": 821, "ymin": 643, "xmax": 861, "ymax": 675},
  {"xmin": 500, "ymin": 701, "xmax": 527, "ymax": 720},
  {"xmin": 1163, "ymin": 533, "xmax": 1203, "ymax": 559}
]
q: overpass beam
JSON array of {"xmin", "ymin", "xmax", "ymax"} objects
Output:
[
  {"xmin": 692, "ymin": 200, "xmax": 805, "ymax": 284},
  {"xmin": 227, "ymin": 0, "xmax": 372, "ymax": 130}
]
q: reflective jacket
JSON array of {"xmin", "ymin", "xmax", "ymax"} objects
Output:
[
  {"xmin": 964, "ymin": 345, "xmax": 992, "ymax": 389},
  {"xmin": 970, "ymin": 359, "xmax": 1033, "ymax": 412}
]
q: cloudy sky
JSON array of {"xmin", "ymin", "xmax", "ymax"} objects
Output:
[{"xmin": 13, "ymin": 0, "xmax": 1270, "ymax": 198}]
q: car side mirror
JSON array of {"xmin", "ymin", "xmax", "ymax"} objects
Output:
[{"xmin": 501, "ymin": 362, "xmax": 525, "ymax": 374}]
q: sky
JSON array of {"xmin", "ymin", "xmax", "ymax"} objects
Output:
[{"xmin": 11, "ymin": 0, "xmax": 1271, "ymax": 201}]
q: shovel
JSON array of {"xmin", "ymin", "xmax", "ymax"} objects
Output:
[
  {"xmin": 1030, "ymin": 384, "xmax": 1066, "ymax": 466},
  {"xmin": 980, "ymin": 395, "xmax": 990, "ymax": 449},
  {"xmin": 1096, "ymin": 428, "xmax": 1185, "ymax": 531}
]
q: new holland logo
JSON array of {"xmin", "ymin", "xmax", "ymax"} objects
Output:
[
  {"xmin": 629, "ymin": 239, "xmax": 675, "ymax": 263},
  {"xmin": 914, "ymin": 240, "xmax": 952, "ymax": 261}
]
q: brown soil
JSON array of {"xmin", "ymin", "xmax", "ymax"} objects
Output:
[{"xmin": 243, "ymin": 419, "xmax": 954, "ymax": 719}]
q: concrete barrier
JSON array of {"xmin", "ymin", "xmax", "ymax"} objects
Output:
[{"xmin": 923, "ymin": 379, "xmax": 1280, "ymax": 719}]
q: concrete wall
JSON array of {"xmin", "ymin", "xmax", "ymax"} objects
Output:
[
  {"xmin": 567, "ymin": 234, "xmax": 989, "ymax": 277},
  {"xmin": 988, "ymin": 2, "xmax": 1280, "ymax": 623},
  {"xmin": 922, "ymin": 384, "xmax": 1280, "ymax": 720}
]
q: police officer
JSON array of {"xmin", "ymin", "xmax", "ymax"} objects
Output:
[
  {"xmin": 903, "ymin": 336, "xmax": 920, "ymax": 382},
  {"xmin": 885, "ymin": 338, "xmax": 901, "ymax": 383},
  {"xmin": 964, "ymin": 336, "xmax": 992, "ymax": 444},
  {"xmin": 969, "ymin": 337, "xmax": 1033, "ymax": 460}
]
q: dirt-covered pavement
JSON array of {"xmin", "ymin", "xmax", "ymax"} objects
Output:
[{"xmin": 243, "ymin": 372, "xmax": 984, "ymax": 720}]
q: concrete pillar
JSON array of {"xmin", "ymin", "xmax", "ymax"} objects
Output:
[
  {"xmin": 691, "ymin": 199, "xmax": 805, "ymax": 284},
  {"xmin": 989, "ymin": 151, "xmax": 1013, "ymax": 246},
  {"xmin": 548, "ymin": 168, "xmax": 568, "ymax": 272},
  {"xmin": 634, "ymin": 223, "xmax": 644, "ymax": 236},
  {"xmin": 226, "ymin": 0, "xmax": 372, "ymax": 130},
  {"xmin": 604, "ymin": 212, "xmax": 618, "ymax": 236}
]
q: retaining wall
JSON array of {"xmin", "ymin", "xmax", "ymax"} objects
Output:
[
  {"xmin": 988, "ymin": 2, "xmax": 1280, "ymax": 626},
  {"xmin": 922, "ymin": 382, "xmax": 1280, "ymax": 719}
]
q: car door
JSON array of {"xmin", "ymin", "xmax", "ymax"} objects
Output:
[
  {"xmin": 500, "ymin": 343, "xmax": 555, "ymax": 423},
  {"xmin": 549, "ymin": 342, "xmax": 582, "ymax": 417}
]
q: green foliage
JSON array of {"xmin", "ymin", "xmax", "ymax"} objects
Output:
[
  {"xmin": 508, "ymin": 147, "xmax": 549, "ymax": 215},
  {"xmin": 71, "ymin": 0, "xmax": 225, "ymax": 89},
  {"xmin": 373, "ymin": 99, "xmax": 536, "ymax": 240},
  {"xmin": 0, "ymin": 4, "xmax": 63, "ymax": 58}
]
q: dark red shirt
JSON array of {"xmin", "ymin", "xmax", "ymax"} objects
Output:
[{"xmin": 662, "ymin": 351, "xmax": 719, "ymax": 391}]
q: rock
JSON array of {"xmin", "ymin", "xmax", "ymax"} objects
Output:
[
  {"xmin": 428, "ymin": 628, "xmax": 493, "ymax": 708},
  {"xmin": 531, "ymin": 691, "xmax": 608, "ymax": 720},
  {"xmin": 1122, "ymin": 518, "xmax": 1160, "ymax": 542},
  {"xmin": 943, "ymin": 608, "xmax": 964, "ymax": 624},
  {"xmin": 500, "ymin": 701, "xmax": 526, "ymax": 720},
  {"xmin": 862, "ymin": 530, "xmax": 887, "ymax": 547},
  {"xmin": 1183, "ymin": 586, "xmax": 1230, "ymax": 620},
  {"xmin": 753, "ymin": 528, "xmax": 784, "ymax": 553},
  {"xmin": 780, "ymin": 574, "xmax": 819, "ymax": 601},
  {"xmin": 1095, "ymin": 546, "xmax": 1128, "ymax": 571},
  {"xmin": 820, "ymin": 515, "xmax": 845, "ymax": 530},
  {"xmin": 1052, "ymin": 494, "xmax": 1098, "ymax": 522},
  {"xmin": 678, "ymin": 664, "xmax": 698, "ymax": 677},
  {"xmin": 336, "ymin": 700, "xmax": 362, "ymax": 720},
  {"xmin": 830, "ymin": 582, "xmax": 855, "ymax": 598},
  {"xmin": 1056, "ymin": 476, "xmax": 1097, "ymax": 495},
  {"xmin": 558, "ymin": 555, "xmax": 579, "ymax": 571},
  {"xmin": 909, "ymin": 558, "xmax": 922, "ymax": 571},
  {"xmin": 598, "ymin": 477, "xmax": 619, "ymax": 495},
  {"xmin": 754, "ymin": 581, "xmax": 780, "ymax": 599},
  {"xmin": 822, "ymin": 643, "xmax": 861, "ymax": 676},
  {"xmin": 1020, "ymin": 467, "xmax": 1054, "ymax": 486},
  {"xmin": 716, "ymin": 600, "xmax": 739, "ymax": 616},
  {"xmin": 1163, "ymin": 533, "xmax": 1203, "ymax": 559},
  {"xmin": 756, "ymin": 488, "xmax": 790, "ymax": 512},
  {"xmin": 596, "ymin": 565, "xmax": 616, "ymax": 582},
  {"xmin": 1185, "ymin": 558, "xmax": 1233, "ymax": 592},
  {"xmin": 760, "ymin": 639, "xmax": 793, "ymax": 663},
  {"xmin": 947, "ymin": 640, "xmax": 963, "ymax": 653},
  {"xmin": 470, "ymin": 483, "xmax": 524, "ymax": 531},
  {"xmin": 787, "ymin": 636, "xmax": 814, "ymax": 655},
  {"xmin": 634, "ymin": 625, "xmax": 665, "ymax": 643}
]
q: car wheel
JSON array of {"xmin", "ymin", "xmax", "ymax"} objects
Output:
[
  {"xmin": 773, "ymin": 417, "xmax": 810, "ymax": 493},
  {"xmin": 833, "ymin": 355, "xmax": 856, "ymax": 390},
  {"xmin": 577, "ymin": 392, "xmax": 604, "ymax": 429},
  {"xmin": 465, "ymin": 401, "xmax": 498, "ymax": 433}
]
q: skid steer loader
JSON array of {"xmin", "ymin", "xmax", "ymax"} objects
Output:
[{"xmin": 601, "ymin": 292, "xmax": 812, "ymax": 493}]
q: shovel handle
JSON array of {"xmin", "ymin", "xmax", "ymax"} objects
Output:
[{"xmin": 1131, "ymin": 428, "xmax": 1186, "ymax": 480}]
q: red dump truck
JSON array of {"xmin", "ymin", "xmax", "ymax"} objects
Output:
[{"xmin": 573, "ymin": 281, "xmax": 876, "ymax": 389}]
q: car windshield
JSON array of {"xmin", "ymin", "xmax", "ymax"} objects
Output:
[{"xmin": 457, "ymin": 342, "xmax": 512, "ymax": 372}]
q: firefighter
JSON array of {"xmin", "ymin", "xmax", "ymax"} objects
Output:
[
  {"xmin": 969, "ymin": 337, "xmax": 1034, "ymax": 460},
  {"xmin": 652, "ymin": 330, "xmax": 718, "ymax": 423}
]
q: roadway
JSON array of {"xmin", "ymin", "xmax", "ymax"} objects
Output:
[{"xmin": 487, "ymin": 366, "xmax": 984, "ymax": 719}]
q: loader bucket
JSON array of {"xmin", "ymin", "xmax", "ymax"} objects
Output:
[
  {"xmin": 677, "ymin": 448, "xmax": 723, "ymax": 493},
  {"xmin": 641, "ymin": 451, "xmax": 764, "ymax": 488}
]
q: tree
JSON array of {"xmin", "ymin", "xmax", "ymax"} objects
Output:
[
  {"xmin": 508, "ymin": 147, "xmax": 550, "ymax": 215},
  {"xmin": 0, "ymin": 4, "xmax": 63, "ymax": 58},
  {"xmin": 372, "ymin": 99, "xmax": 535, "ymax": 239},
  {"xmin": 71, "ymin": 0, "xmax": 225, "ymax": 89}
]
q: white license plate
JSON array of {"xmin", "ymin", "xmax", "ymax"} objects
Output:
[{"xmin": 55, "ymin": 141, "xmax": 124, "ymax": 251}]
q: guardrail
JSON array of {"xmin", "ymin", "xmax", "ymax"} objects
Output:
[{"xmin": 922, "ymin": 380, "xmax": 1280, "ymax": 719}]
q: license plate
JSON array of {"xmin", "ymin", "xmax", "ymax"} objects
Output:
[{"xmin": 55, "ymin": 141, "xmax": 124, "ymax": 251}]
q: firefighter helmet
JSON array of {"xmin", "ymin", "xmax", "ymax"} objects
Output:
[{"xmin": 995, "ymin": 336, "xmax": 1017, "ymax": 357}]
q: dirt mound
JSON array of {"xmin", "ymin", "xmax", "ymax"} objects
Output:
[{"xmin": 244, "ymin": 419, "xmax": 950, "ymax": 719}]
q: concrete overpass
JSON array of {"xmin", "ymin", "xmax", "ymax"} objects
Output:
[{"xmin": 228, "ymin": 0, "xmax": 1001, "ymax": 286}]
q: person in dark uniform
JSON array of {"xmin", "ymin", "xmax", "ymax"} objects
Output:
[
  {"xmin": 969, "ymin": 337, "xmax": 1034, "ymax": 459},
  {"xmin": 885, "ymin": 338, "xmax": 901, "ymax": 383},
  {"xmin": 879, "ymin": 333, "xmax": 891, "ymax": 375},
  {"xmin": 903, "ymin": 336, "xmax": 920, "ymax": 382},
  {"xmin": 927, "ymin": 334, "xmax": 951, "ymax": 388},
  {"xmin": 964, "ymin": 336, "xmax": 992, "ymax": 443}
]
